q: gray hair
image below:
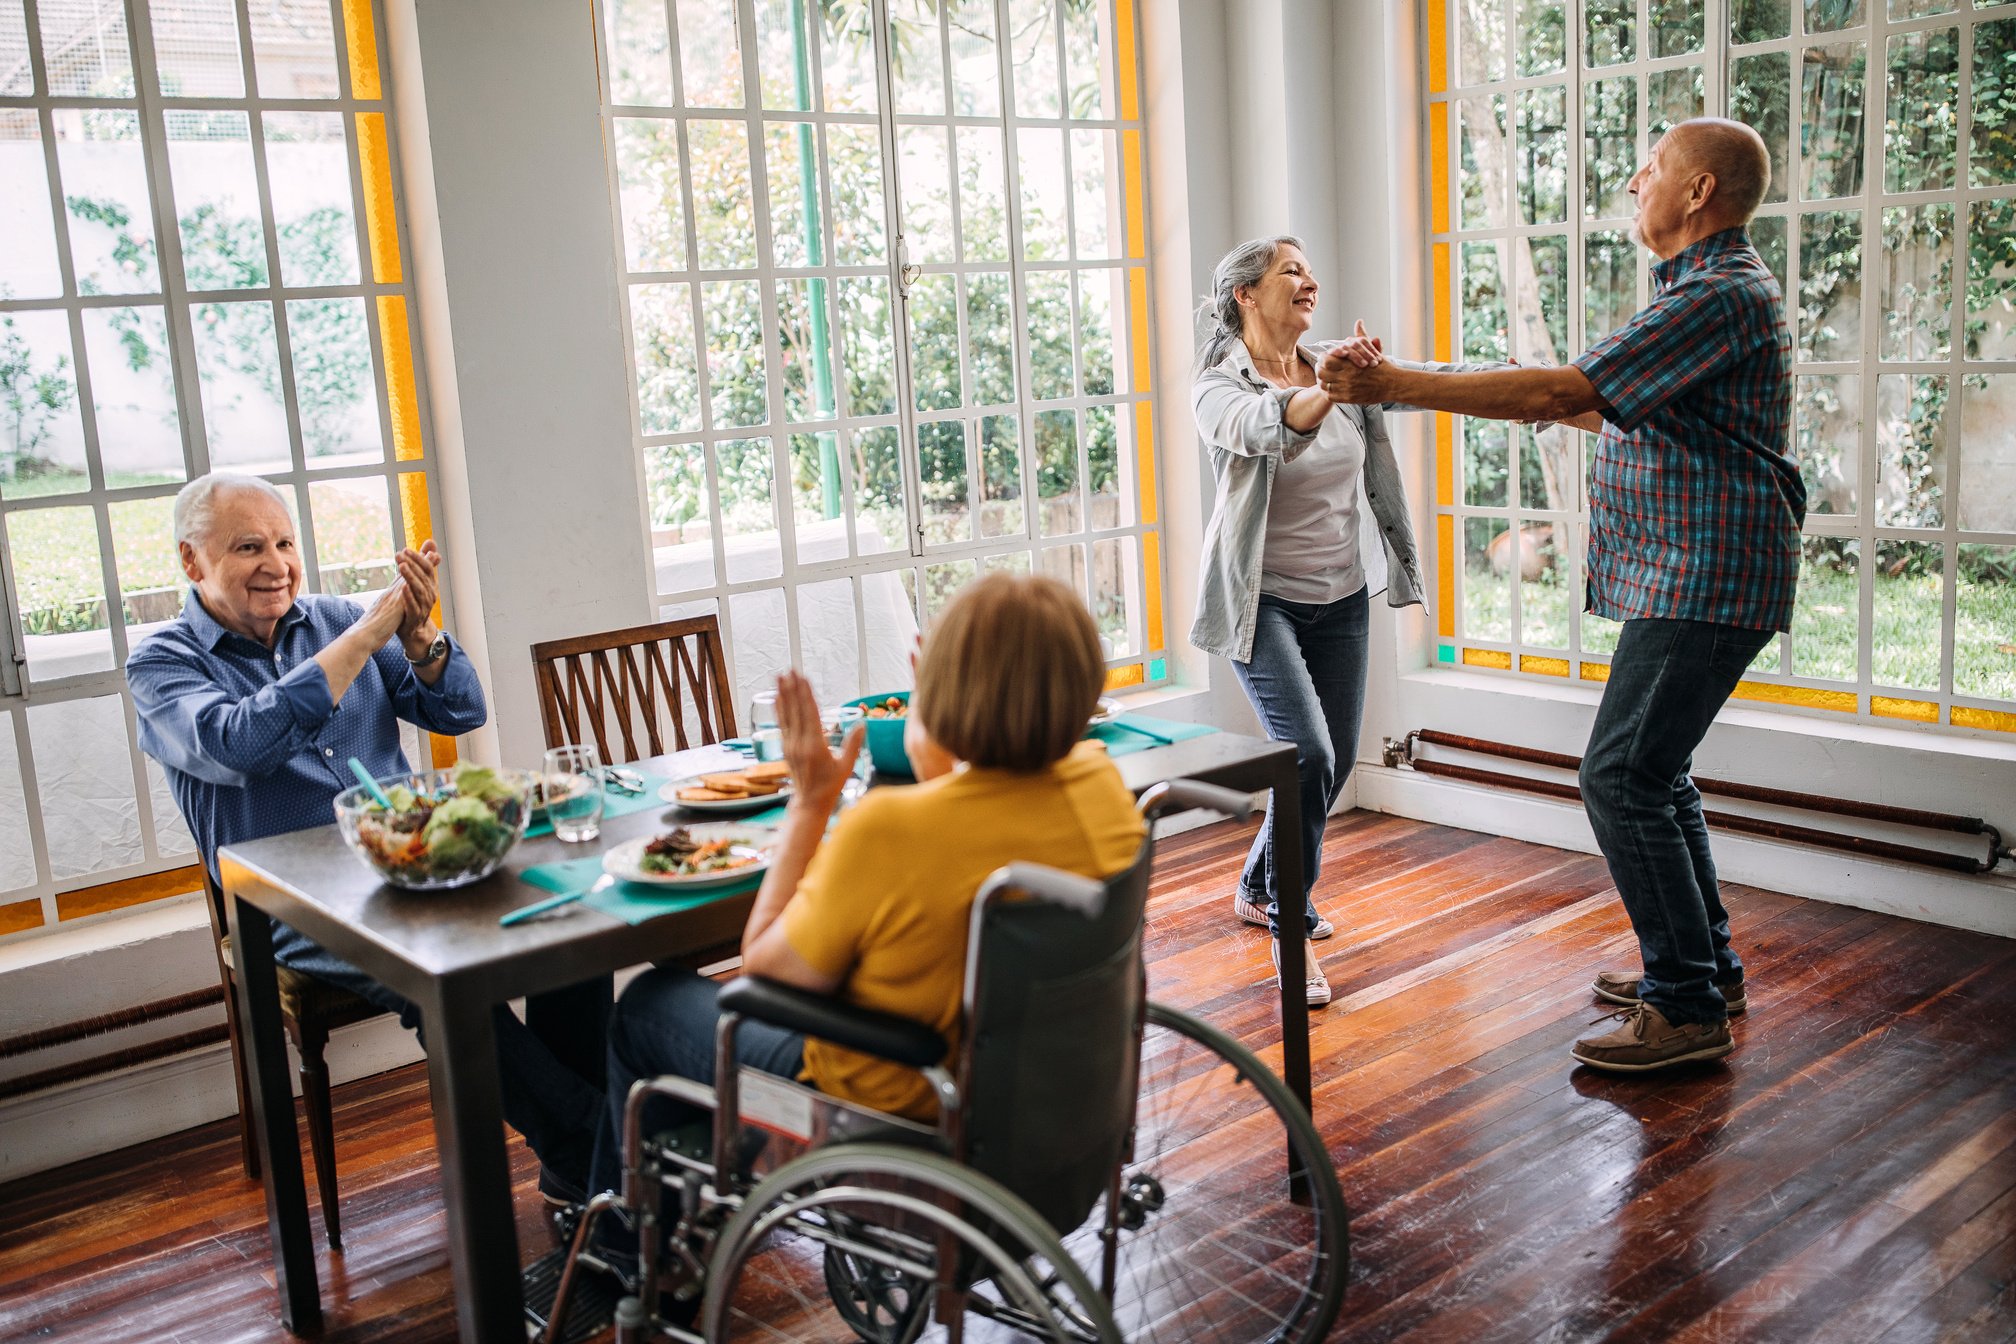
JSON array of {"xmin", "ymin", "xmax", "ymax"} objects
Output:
[
  {"xmin": 173, "ymin": 472, "xmax": 291, "ymax": 548},
  {"xmin": 1194, "ymin": 234, "xmax": 1303, "ymax": 374}
]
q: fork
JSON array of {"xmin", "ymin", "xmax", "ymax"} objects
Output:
[{"xmin": 605, "ymin": 767, "xmax": 646, "ymax": 795}]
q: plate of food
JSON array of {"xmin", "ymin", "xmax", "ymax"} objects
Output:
[
  {"xmin": 604, "ymin": 826, "xmax": 771, "ymax": 887},
  {"xmin": 1086, "ymin": 696, "xmax": 1125, "ymax": 728},
  {"xmin": 659, "ymin": 760, "xmax": 793, "ymax": 813}
]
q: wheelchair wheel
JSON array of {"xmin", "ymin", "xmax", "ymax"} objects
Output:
[
  {"xmin": 1077, "ymin": 1001, "xmax": 1349, "ymax": 1344},
  {"xmin": 705, "ymin": 1142, "xmax": 1120, "ymax": 1343}
]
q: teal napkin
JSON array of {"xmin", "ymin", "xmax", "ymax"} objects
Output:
[
  {"xmin": 524, "ymin": 774, "xmax": 670, "ymax": 840},
  {"xmin": 518, "ymin": 856, "xmax": 764, "ymax": 927},
  {"xmin": 1087, "ymin": 715, "xmax": 1218, "ymax": 759}
]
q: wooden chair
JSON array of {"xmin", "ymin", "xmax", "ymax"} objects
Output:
[
  {"xmin": 203, "ymin": 867, "xmax": 381, "ymax": 1251},
  {"xmin": 529, "ymin": 615, "xmax": 738, "ymax": 764}
]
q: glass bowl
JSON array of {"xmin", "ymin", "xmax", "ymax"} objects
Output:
[{"xmin": 333, "ymin": 766, "xmax": 534, "ymax": 890}]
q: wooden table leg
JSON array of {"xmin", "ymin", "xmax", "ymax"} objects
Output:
[
  {"xmin": 422, "ymin": 989, "xmax": 527, "ymax": 1343},
  {"xmin": 226, "ymin": 894, "xmax": 322, "ymax": 1334}
]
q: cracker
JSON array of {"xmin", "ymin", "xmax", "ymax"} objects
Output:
[
  {"xmin": 678, "ymin": 786, "xmax": 741, "ymax": 802},
  {"xmin": 744, "ymin": 761, "xmax": 791, "ymax": 782},
  {"xmin": 698, "ymin": 774, "xmax": 753, "ymax": 794},
  {"xmin": 738, "ymin": 780, "xmax": 785, "ymax": 796}
]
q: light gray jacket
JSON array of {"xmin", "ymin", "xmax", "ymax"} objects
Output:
[{"xmin": 1189, "ymin": 340, "xmax": 1483, "ymax": 663}]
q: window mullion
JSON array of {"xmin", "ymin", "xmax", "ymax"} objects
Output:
[
  {"xmin": 991, "ymin": 0, "xmax": 1043, "ymax": 574},
  {"xmin": 868, "ymin": 0, "xmax": 927, "ymax": 566}
]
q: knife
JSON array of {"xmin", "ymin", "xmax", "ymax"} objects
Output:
[{"xmin": 500, "ymin": 875, "xmax": 615, "ymax": 926}]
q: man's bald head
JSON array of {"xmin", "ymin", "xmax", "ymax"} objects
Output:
[{"xmin": 1663, "ymin": 117, "xmax": 1772, "ymax": 225}]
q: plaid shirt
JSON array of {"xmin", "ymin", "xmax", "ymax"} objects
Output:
[{"xmin": 1571, "ymin": 227, "xmax": 1804, "ymax": 632}]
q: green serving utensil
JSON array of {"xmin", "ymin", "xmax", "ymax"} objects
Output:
[{"xmin": 348, "ymin": 757, "xmax": 394, "ymax": 809}]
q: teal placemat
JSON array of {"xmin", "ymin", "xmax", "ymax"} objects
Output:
[
  {"xmin": 524, "ymin": 774, "xmax": 670, "ymax": 839},
  {"xmin": 518, "ymin": 856, "xmax": 764, "ymax": 927},
  {"xmin": 1087, "ymin": 715, "xmax": 1218, "ymax": 758}
]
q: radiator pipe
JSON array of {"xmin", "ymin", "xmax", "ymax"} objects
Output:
[
  {"xmin": 0, "ymin": 1024, "xmax": 232, "ymax": 1104},
  {"xmin": 1400, "ymin": 739, "xmax": 2005, "ymax": 875},
  {"xmin": 0, "ymin": 985, "xmax": 224, "ymax": 1061}
]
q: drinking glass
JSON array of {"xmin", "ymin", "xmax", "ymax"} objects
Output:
[
  {"xmin": 541, "ymin": 743, "xmax": 605, "ymax": 842},
  {"xmin": 828, "ymin": 705, "xmax": 869, "ymax": 807},
  {"xmin": 749, "ymin": 690, "xmax": 784, "ymax": 763}
]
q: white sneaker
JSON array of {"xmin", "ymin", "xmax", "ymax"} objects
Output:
[
  {"xmin": 1271, "ymin": 938, "xmax": 1332, "ymax": 1007},
  {"xmin": 1234, "ymin": 891, "xmax": 1335, "ymax": 940}
]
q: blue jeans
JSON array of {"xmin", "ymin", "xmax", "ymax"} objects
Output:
[
  {"xmin": 587, "ymin": 967, "xmax": 806, "ymax": 1199},
  {"xmin": 1579, "ymin": 618, "xmax": 1774, "ymax": 1026},
  {"xmin": 269, "ymin": 924, "xmax": 605, "ymax": 1191},
  {"xmin": 1229, "ymin": 589, "xmax": 1370, "ymax": 938}
]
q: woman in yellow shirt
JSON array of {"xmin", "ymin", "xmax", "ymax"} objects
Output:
[{"xmin": 585, "ymin": 574, "xmax": 1146, "ymax": 1193}]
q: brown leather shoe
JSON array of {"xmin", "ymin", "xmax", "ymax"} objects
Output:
[
  {"xmin": 1571, "ymin": 1002, "xmax": 1733, "ymax": 1072},
  {"xmin": 1592, "ymin": 969, "xmax": 1747, "ymax": 1015}
]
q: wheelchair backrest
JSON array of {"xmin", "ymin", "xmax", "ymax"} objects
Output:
[{"xmin": 950, "ymin": 840, "xmax": 1153, "ymax": 1235}]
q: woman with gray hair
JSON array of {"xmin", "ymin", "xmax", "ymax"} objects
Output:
[{"xmin": 1191, "ymin": 236, "xmax": 1472, "ymax": 1006}]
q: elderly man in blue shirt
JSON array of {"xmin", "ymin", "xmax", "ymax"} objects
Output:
[{"xmin": 128, "ymin": 471, "xmax": 602, "ymax": 1202}]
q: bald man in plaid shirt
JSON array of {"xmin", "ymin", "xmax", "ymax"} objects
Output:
[{"xmin": 1321, "ymin": 118, "xmax": 1804, "ymax": 1073}]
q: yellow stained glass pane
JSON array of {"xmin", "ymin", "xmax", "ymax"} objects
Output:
[
  {"xmin": 1730, "ymin": 681, "xmax": 1857, "ymax": 713},
  {"xmin": 1128, "ymin": 267, "xmax": 1150, "ymax": 392},
  {"xmin": 343, "ymin": 0, "xmax": 381, "ymax": 100},
  {"xmin": 398, "ymin": 468, "xmax": 434, "ymax": 551},
  {"xmin": 0, "ymin": 899, "xmax": 43, "ymax": 936},
  {"xmin": 1133, "ymin": 401, "xmax": 1156, "ymax": 524},
  {"xmin": 1122, "ymin": 129, "xmax": 1144, "ymax": 259},
  {"xmin": 1105, "ymin": 662, "xmax": 1146, "ymax": 691},
  {"xmin": 378, "ymin": 294, "xmax": 422, "ymax": 461},
  {"xmin": 1871, "ymin": 695, "xmax": 1938, "ymax": 723},
  {"xmin": 1142, "ymin": 529, "xmax": 1164, "ymax": 651},
  {"xmin": 1462, "ymin": 647, "xmax": 1512, "ymax": 670},
  {"xmin": 1426, "ymin": 0, "xmax": 1448, "ymax": 94},
  {"xmin": 1429, "ymin": 103, "xmax": 1451, "ymax": 234},
  {"xmin": 1431, "ymin": 243, "xmax": 1452, "ymax": 362},
  {"xmin": 1115, "ymin": 0, "xmax": 1139, "ymax": 121},
  {"xmin": 357, "ymin": 112, "xmax": 401, "ymax": 284},
  {"xmin": 1580, "ymin": 661, "xmax": 1612, "ymax": 682},
  {"xmin": 56, "ymin": 865, "xmax": 203, "ymax": 922},
  {"xmin": 1951, "ymin": 705, "xmax": 2016, "ymax": 734},
  {"xmin": 1521, "ymin": 655, "xmax": 1569, "ymax": 676},
  {"xmin": 1436, "ymin": 513, "xmax": 1455, "ymax": 636},
  {"xmin": 1435, "ymin": 413, "xmax": 1453, "ymax": 506}
]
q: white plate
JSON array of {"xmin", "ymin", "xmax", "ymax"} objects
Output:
[
  {"xmin": 658, "ymin": 773, "xmax": 794, "ymax": 813},
  {"xmin": 603, "ymin": 829, "xmax": 772, "ymax": 887},
  {"xmin": 1086, "ymin": 697, "xmax": 1126, "ymax": 728}
]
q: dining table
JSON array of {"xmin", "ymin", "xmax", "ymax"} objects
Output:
[{"xmin": 221, "ymin": 728, "xmax": 1306, "ymax": 1343}]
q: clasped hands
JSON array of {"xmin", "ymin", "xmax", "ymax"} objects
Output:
[
  {"xmin": 356, "ymin": 539, "xmax": 447, "ymax": 659},
  {"xmin": 1315, "ymin": 319, "xmax": 1394, "ymax": 405}
]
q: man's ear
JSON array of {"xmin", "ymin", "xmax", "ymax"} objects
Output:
[
  {"xmin": 1688, "ymin": 171, "xmax": 1718, "ymax": 215},
  {"xmin": 178, "ymin": 539, "xmax": 201, "ymax": 583}
]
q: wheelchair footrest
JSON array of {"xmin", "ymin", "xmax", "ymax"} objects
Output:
[{"xmin": 522, "ymin": 1246, "xmax": 623, "ymax": 1344}]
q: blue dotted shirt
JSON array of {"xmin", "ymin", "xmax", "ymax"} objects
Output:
[{"xmin": 128, "ymin": 588, "xmax": 488, "ymax": 877}]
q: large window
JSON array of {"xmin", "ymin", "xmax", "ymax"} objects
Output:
[
  {"xmin": 1424, "ymin": 0, "xmax": 2016, "ymax": 739},
  {"xmin": 0, "ymin": 0, "xmax": 444, "ymax": 939},
  {"xmin": 596, "ymin": 0, "xmax": 1165, "ymax": 714}
]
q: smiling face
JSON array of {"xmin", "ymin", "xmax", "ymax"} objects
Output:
[
  {"xmin": 1238, "ymin": 243, "xmax": 1319, "ymax": 339},
  {"xmin": 180, "ymin": 486, "xmax": 304, "ymax": 645},
  {"xmin": 1627, "ymin": 127, "xmax": 1706, "ymax": 258}
]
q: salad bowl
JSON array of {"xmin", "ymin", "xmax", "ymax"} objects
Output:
[{"xmin": 334, "ymin": 764, "xmax": 535, "ymax": 890}]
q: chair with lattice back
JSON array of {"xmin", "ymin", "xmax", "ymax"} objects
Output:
[{"xmin": 529, "ymin": 616, "xmax": 737, "ymax": 765}]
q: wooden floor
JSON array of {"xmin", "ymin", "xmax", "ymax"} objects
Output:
[{"xmin": 3, "ymin": 811, "xmax": 2013, "ymax": 1342}]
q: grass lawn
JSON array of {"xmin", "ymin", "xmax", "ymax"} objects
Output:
[{"xmin": 1462, "ymin": 560, "xmax": 2016, "ymax": 702}]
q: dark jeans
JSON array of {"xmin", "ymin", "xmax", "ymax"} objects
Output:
[
  {"xmin": 269, "ymin": 923, "xmax": 606, "ymax": 1190},
  {"xmin": 1229, "ymin": 588, "xmax": 1370, "ymax": 938},
  {"xmin": 1579, "ymin": 618, "xmax": 1774, "ymax": 1026},
  {"xmin": 587, "ymin": 967, "xmax": 806, "ymax": 1200}
]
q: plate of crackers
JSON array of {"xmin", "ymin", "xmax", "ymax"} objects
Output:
[{"xmin": 659, "ymin": 760, "xmax": 794, "ymax": 812}]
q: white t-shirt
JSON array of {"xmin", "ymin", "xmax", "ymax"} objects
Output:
[{"xmin": 1259, "ymin": 406, "xmax": 1368, "ymax": 604}]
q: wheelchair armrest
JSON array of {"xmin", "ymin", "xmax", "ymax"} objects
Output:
[
  {"xmin": 717, "ymin": 976, "xmax": 948, "ymax": 1068},
  {"xmin": 1140, "ymin": 778, "xmax": 1258, "ymax": 823}
]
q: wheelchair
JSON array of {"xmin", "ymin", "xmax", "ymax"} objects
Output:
[{"xmin": 529, "ymin": 779, "xmax": 1349, "ymax": 1343}]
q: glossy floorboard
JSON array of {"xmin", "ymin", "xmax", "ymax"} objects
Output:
[{"xmin": 1, "ymin": 811, "xmax": 2011, "ymax": 1343}]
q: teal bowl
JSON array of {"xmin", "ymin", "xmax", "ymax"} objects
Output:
[{"xmin": 844, "ymin": 691, "xmax": 914, "ymax": 777}]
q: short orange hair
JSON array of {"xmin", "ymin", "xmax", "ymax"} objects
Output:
[{"xmin": 914, "ymin": 573, "xmax": 1105, "ymax": 772}]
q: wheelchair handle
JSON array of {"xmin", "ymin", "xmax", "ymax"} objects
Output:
[
  {"xmin": 1139, "ymin": 778, "xmax": 1258, "ymax": 823},
  {"xmin": 975, "ymin": 862, "xmax": 1106, "ymax": 916}
]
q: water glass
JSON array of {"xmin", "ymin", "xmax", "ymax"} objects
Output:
[
  {"xmin": 749, "ymin": 690, "xmax": 784, "ymax": 763},
  {"xmin": 828, "ymin": 705, "xmax": 869, "ymax": 807},
  {"xmin": 541, "ymin": 743, "xmax": 605, "ymax": 843}
]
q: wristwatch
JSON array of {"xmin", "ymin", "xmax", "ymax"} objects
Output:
[{"xmin": 406, "ymin": 630, "xmax": 450, "ymax": 668}]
